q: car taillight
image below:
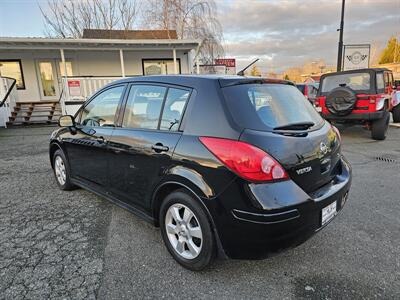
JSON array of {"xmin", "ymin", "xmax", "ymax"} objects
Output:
[
  {"xmin": 199, "ymin": 137, "xmax": 288, "ymax": 182},
  {"xmin": 375, "ymin": 97, "xmax": 385, "ymax": 110},
  {"xmin": 331, "ymin": 125, "xmax": 342, "ymax": 143}
]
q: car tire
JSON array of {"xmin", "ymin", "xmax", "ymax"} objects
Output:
[
  {"xmin": 392, "ymin": 104, "xmax": 400, "ymax": 123},
  {"xmin": 325, "ymin": 86, "xmax": 357, "ymax": 116},
  {"xmin": 159, "ymin": 189, "xmax": 216, "ymax": 271},
  {"xmin": 52, "ymin": 149, "xmax": 76, "ymax": 191},
  {"xmin": 371, "ymin": 111, "xmax": 390, "ymax": 140}
]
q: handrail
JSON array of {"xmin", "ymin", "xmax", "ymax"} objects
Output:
[
  {"xmin": 60, "ymin": 76, "xmax": 124, "ymax": 114},
  {"xmin": 0, "ymin": 77, "xmax": 17, "ymax": 107}
]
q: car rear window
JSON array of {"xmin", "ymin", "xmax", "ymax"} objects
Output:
[
  {"xmin": 321, "ymin": 73, "xmax": 370, "ymax": 93},
  {"xmin": 222, "ymin": 83, "xmax": 323, "ymax": 131}
]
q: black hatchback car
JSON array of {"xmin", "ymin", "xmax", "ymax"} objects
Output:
[{"xmin": 50, "ymin": 75, "xmax": 351, "ymax": 270}]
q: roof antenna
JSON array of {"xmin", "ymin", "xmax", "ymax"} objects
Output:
[{"xmin": 237, "ymin": 58, "xmax": 259, "ymax": 76}]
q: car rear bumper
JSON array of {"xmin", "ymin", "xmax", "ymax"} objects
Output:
[
  {"xmin": 322, "ymin": 111, "xmax": 384, "ymax": 121},
  {"xmin": 211, "ymin": 157, "xmax": 352, "ymax": 259}
]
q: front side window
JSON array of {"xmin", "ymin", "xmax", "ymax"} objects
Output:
[
  {"xmin": 385, "ymin": 72, "xmax": 393, "ymax": 87},
  {"xmin": 308, "ymin": 85, "xmax": 318, "ymax": 98},
  {"xmin": 160, "ymin": 88, "xmax": 190, "ymax": 131},
  {"xmin": 123, "ymin": 85, "xmax": 167, "ymax": 129},
  {"xmin": 321, "ymin": 73, "xmax": 371, "ymax": 93},
  {"xmin": 0, "ymin": 60, "xmax": 25, "ymax": 89},
  {"xmin": 80, "ymin": 85, "xmax": 124, "ymax": 127}
]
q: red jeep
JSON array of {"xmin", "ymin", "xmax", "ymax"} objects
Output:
[{"xmin": 315, "ymin": 68, "xmax": 400, "ymax": 140}]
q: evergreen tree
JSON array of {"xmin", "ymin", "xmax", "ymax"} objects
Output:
[{"xmin": 379, "ymin": 37, "xmax": 400, "ymax": 64}]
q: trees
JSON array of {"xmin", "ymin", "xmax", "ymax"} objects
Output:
[
  {"xmin": 249, "ymin": 65, "xmax": 261, "ymax": 77},
  {"xmin": 379, "ymin": 37, "xmax": 400, "ymax": 64},
  {"xmin": 40, "ymin": 0, "xmax": 140, "ymax": 38},
  {"xmin": 141, "ymin": 0, "xmax": 224, "ymax": 64},
  {"xmin": 39, "ymin": 0, "xmax": 224, "ymax": 64}
]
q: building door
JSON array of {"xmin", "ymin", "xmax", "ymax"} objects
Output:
[{"xmin": 36, "ymin": 60, "xmax": 60, "ymax": 101}]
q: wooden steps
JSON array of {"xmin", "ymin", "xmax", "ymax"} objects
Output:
[{"xmin": 7, "ymin": 101, "xmax": 61, "ymax": 126}]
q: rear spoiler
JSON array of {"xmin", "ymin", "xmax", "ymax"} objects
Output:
[{"xmin": 219, "ymin": 78, "xmax": 295, "ymax": 88}]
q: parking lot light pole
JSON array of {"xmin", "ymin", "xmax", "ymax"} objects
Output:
[{"xmin": 337, "ymin": 0, "xmax": 345, "ymax": 72}]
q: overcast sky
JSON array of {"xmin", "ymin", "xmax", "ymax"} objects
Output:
[
  {"xmin": 0, "ymin": 0, "xmax": 399, "ymax": 72},
  {"xmin": 219, "ymin": 0, "xmax": 400, "ymax": 72}
]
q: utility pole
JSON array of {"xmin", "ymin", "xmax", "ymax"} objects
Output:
[{"xmin": 337, "ymin": 0, "xmax": 345, "ymax": 71}]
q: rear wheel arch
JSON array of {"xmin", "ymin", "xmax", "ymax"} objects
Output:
[
  {"xmin": 151, "ymin": 181, "xmax": 209, "ymax": 227},
  {"xmin": 152, "ymin": 181, "xmax": 227, "ymax": 259}
]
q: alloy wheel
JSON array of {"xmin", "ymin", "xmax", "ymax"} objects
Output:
[
  {"xmin": 165, "ymin": 204, "xmax": 203, "ymax": 260},
  {"xmin": 54, "ymin": 155, "xmax": 66, "ymax": 185}
]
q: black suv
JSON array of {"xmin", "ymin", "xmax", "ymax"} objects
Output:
[{"xmin": 50, "ymin": 75, "xmax": 352, "ymax": 270}]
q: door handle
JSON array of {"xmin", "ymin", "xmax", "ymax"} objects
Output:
[{"xmin": 151, "ymin": 143, "xmax": 169, "ymax": 153}]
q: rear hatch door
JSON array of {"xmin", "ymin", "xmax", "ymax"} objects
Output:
[
  {"xmin": 221, "ymin": 82, "xmax": 341, "ymax": 193},
  {"xmin": 240, "ymin": 124, "xmax": 340, "ymax": 193}
]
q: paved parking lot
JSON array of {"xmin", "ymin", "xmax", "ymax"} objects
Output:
[{"xmin": 0, "ymin": 125, "xmax": 399, "ymax": 299}]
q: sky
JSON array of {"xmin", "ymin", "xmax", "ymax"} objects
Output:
[
  {"xmin": 219, "ymin": 0, "xmax": 400, "ymax": 72},
  {"xmin": 0, "ymin": 0, "xmax": 399, "ymax": 72}
]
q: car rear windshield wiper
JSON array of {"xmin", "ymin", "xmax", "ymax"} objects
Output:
[{"xmin": 273, "ymin": 122, "xmax": 315, "ymax": 131}]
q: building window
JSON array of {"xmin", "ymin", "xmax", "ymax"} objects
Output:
[
  {"xmin": 59, "ymin": 61, "xmax": 73, "ymax": 77},
  {"xmin": 142, "ymin": 59, "xmax": 181, "ymax": 75},
  {"xmin": 0, "ymin": 60, "xmax": 25, "ymax": 89}
]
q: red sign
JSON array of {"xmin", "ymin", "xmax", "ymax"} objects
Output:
[
  {"xmin": 68, "ymin": 80, "xmax": 80, "ymax": 87},
  {"xmin": 67, "ymin": 80, "xmax": 81, "ymax": 96},
  {"xmin": 215, "ymin": 58, "xmax": 236, "ymax": 68}
]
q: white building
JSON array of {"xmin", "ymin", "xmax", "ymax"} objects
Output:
[{"xmin": 0, "ymin": 30, "xmax": 201, "ymax": 126}]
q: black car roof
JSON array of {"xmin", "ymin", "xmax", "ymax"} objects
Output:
[{"xmin": 111, "ymin": 75, "xmax": 293, "ymax": 88}]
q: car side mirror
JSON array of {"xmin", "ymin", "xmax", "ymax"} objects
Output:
[{"xmin": 58, "ymin": 115, "xmax": 75, "ymax": 128}]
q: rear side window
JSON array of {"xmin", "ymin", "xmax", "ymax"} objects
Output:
[
  {"xmin": 321, "ymin": 73, "xmax": 370, "ymax": 93},
  {"xmin": 159, "ymin": 88, "xmax": 190, "ymax": 131},
  {"xmin": 222, "ymin": 84, "xmax": 323, "ymax": 131},
  {"xmin": 376, "ymin": 73, "xmax": 385, "ymax": 93},
  {"xmin": 123, "ymin": 85, "xmax": 167, "ymax": 129}
]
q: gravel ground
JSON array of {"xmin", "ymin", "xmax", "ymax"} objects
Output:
[{"xmin": 0, "ymin": 124, "xmax": 399, "ymax": 299}]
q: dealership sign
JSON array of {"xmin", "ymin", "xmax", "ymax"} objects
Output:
[
  {"xmin": 67, "ymin": 80, "xmax": 81, "ymax": 96},
  {"xmin": 343, "ymin": 44, "xmax": 370, "ymax": 71},
  {"xmin": 214, "ymin": 58, "xmax": 236, "ymax": 75},
  {"xmin": 215, "ymin": 58, "xmax": 236, "ymax": 67}
]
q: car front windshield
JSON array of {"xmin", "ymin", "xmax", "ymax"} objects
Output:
[{"xmin": 321, "ymin": 73, "xmax": 370, "ymax": 93}]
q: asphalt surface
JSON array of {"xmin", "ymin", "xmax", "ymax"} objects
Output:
[{"xmin": 0, "ymin": 124, "xmax": 399, "ymax": 299}]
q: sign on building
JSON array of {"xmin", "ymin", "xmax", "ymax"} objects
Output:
[
  {"xmin": 214, "ymin": 58, "xmax": 236, "ymax": 75},
  {"xmin": 67, "ymin": 80, "xmax": 81, "ymax": 97},
  {"xmin": 343, "ymin": 44, "xmax": 370, "ymax": 71}
]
